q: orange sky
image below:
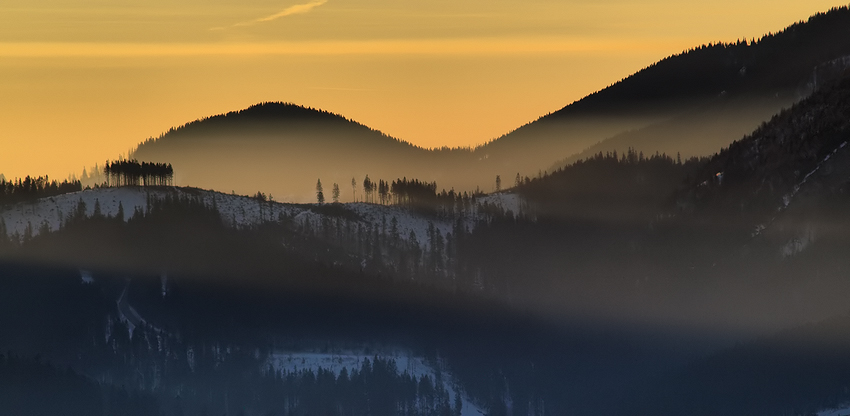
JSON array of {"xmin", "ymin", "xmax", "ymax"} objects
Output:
[{"xmin": 0, "ymin": 0, "xmax": 844, "ymax": 180}]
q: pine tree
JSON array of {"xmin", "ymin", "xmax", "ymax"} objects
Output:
[
  {"xmin": 73, "ymin": 198, "xmax": 87, "ymax": 223},
  {"xmin": 332, "ymin": 183, "xmax": 340, "ymax": 203},
  {"xmin": 38, "ymin": 220, "xmax": 50, "ymax": 237},
  {"xmin": 363, "ymin": 175, "xmax": 372, "ymax": 203},
  {"xmin": 390, "ymin": 217, "xmax": 400, "ymax": 244},
  {"xmin": 316, "ymin": 179, "xmax": 325, "ymax": 204},
  {"xmin": 23, "ymin": 221, "xmax": 33, "ymax": 242},
  {"xmin": 0, "ymin": 216, "xmax": 7, "ymax": 247},
  {"xmin": 93, "ymin": 199, "xmax": 103, "ymax": 219},
  {"xmin": 495, "ymin": 175, "xmax": 502, "ymax": 192}
]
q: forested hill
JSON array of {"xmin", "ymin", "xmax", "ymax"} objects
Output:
[
  {"xmin": 130, "ymin": 6, "xmax": 850, "ymax": 203},
  {"xmin": 558, "ymin": 5, "xmax": 850, "ymax": 114},
  {"xmin": 131, "ymin": 102, "xmax": 477, "ymax": 202},
  {"xmin": 134, "ymin": 102, "xmax": 417, "ymax": 152},
  {"xmin": 682, "ymin": 72, "xmax": 850, "ymax": 217},
  {"xmin": 482, "ymin": 5, "xmax": 850, "ymax": 172}
]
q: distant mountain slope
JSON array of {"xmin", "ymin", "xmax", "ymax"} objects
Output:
[
  {"xmin": 665, "ymin": 71, "xmax": 850, "ymax": 268},
  {"xmin": 491, "ymin": 5, "xmax": 850, "ymax": 171},
  {"xmin": 683, "ymin": 73, "xmax": 850, "ymax": 215},
  {"xmin": 130, "ymin": 6, "xmax": 850, "ymax": 201},
  {"xmin": 551, "ymin": 95, "xmax": 788, "ymax": 168}
]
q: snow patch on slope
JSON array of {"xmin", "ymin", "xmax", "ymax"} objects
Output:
[
  {"xmin": 780, "ymin": 226, "xmax": 816, "ymax": 258},
  {"xmin": 476, "ymin": 192, "xmax": 525, "ymax": 216},
  {"xmin": 265, "ymin": 350, "xmax": 484, "ymax": 416},
  {"xmin": 80, "ymin": 270, "xmax": 95, "ymax": 285},
  {"xmin": 346, "ymin": 203, "xmax": 453, "ymax": 248},
  {"xmin": 818, "ymin": 404, "xmax": 850, "ymax": 416},
  {"xmin": 0, "ymin": 187, "xmax": 153, "ymax": 238},
  {"xmin": 0, "ymin": 186, "xmax": 526, "ymax": 252},
  {"xmin": 781, "ymin": 141, "xmax": 848, "ymax": 210}
]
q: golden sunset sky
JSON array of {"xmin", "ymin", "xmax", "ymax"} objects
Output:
[{"xmin": 0, "ymin": 0, "xmax": 843, "ymax": 179}]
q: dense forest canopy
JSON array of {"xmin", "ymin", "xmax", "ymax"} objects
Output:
[{"xmin": 0, "ymin": 176, "xmax": 81, "ymax": 206}]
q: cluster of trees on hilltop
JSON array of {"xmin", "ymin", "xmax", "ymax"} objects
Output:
[
  {"xmin": 358, "ymin": 176, "xmax": 443, "ymax": 206},
  {"xmin": 333, "ymin": 175, "xmax": 482, "ymax": 215},
  {"xmin": 0, "ymin": 176, "xmax": 82, "ymax": 206},
  {"xmin": 389, "ymin": 178, "xmax": 437, "ymax": 206},
  {"xmin": 104, "ymin": 160, "xmax": 173, "ymax": 187}
]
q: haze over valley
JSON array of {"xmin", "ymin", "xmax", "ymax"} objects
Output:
[{"xmin": 4, "ymin": 4, "xmax": 850, "ymax": 416}]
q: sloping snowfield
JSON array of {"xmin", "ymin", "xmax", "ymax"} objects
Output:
[
  {"xmin": 818, "ymin": 404, "xmax": 850, "ymax": 416},
  {"xmin": 265, "ymin": 350, "xmax": 484, "ymax": 415},
  {"xmin": 0, "ymin": 186, "xmax": 525, "ymax": 250}
]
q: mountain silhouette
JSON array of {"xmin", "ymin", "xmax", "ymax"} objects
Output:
[
  {"xmin": 681, "ymin": 71, "xmax": 850, "ymax": 219},
  {"xmin": 131, "ymin": 6, "xmax": 850, "ymax": 201},
  {"xmin": 498, "ymin": 5, "xmax": 850, "ymax": 171},
  {"xmin": 132, "ymin": 103, "xmax": 476, "ymax": 201}
]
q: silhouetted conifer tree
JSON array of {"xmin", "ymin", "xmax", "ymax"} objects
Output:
[
  {"xmin": 363, "ymin": 175, "xmax": 373, "ymax": 204},
  {"xmin": 316, "ymin": 179, "xmax": 325, "ymax": 204},
  {"xmin": 116, "ymin": 201, "xmax": 125, "ymax": 223},
  {"xmin": 332, "ymin": 183, "xmax": 340, "ymax": 203},
  {"xmin": 103, "ymin": 159, "xmax": 173, "ymax": 187}
]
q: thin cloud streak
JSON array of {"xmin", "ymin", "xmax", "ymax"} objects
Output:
[
  {"xmin": 254, "ymin": 0, "xmax": 328, "ymax": 22},
  {"xmin": 212, "ymin": 0, "xmax": 328, "ymax": 30}
]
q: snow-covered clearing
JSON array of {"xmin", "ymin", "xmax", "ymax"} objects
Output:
[
  {"xmin": 0, "ymin": 186, "xmax": 526, "ymax": 250},
  {"xmin": 344, "ymin": 202, "xmax": 453, "ymax": 246},
  {"xmin": 475, "ymin": 192, "xmax": 526, "ymax": 216},
  {"xmin": 265, "ymin": 350, "xmax": 484, "ymax": 415},
  {"xmin": 818, "ymin": 404, "xmax": 850, "ymax": 416}
]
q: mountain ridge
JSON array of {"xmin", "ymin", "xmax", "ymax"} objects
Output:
[
  {"xmin": 130, "ymin": 5, "xmax": 850, "ymax": 202},
  {"xmin": 493, "ymin": 5, "xmax": 850, "ymax": 168},
  {"xmin": 134, "ymin": 101, "xmax": 424, "ymax": 151}
]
